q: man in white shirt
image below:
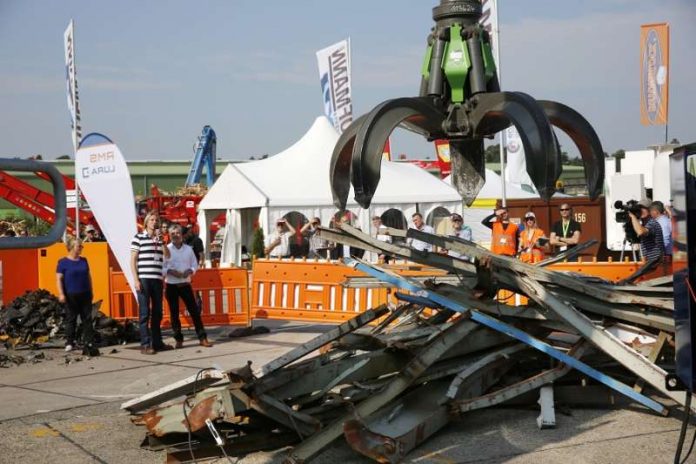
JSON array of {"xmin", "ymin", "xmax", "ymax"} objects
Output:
[
  {"xmin": 441, "ymin": 213, "xmax": 472, "ymax": 260},
  {"xmin": 369, "ymin": 215, "xmax": 392, "ymax": 263},
  {"xmin": 265, "ymin": 219, "xmax": 296, "ymax": 258},
  {"xmin": 407, "ymin": 212, "xmax": 435, "ymax": 252},
  {"xmin": 164, "ymin": 225, "xmax": 212, "ymax": 349}
]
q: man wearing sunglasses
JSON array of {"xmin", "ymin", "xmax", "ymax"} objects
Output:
[{"xmin": 549, "ymin": 203, "xmax": 582, "ymax": 261}]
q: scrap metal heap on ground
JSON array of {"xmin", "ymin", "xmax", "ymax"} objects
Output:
[{"xmin": 125, "ymin": 223, "xmax": 684, "ymax": 463}]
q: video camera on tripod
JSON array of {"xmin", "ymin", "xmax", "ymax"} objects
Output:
[{"xmin": 614, "ymin": 199, "xmax": 642, "ymax": 245}]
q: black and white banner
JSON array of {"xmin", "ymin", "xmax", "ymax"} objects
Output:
[
  {"xmin": 64, "ymin": 20, "xmax": 82, "ymax": 153},
  {"xmin": 316, "ymin": 39, "xmax": 353, "ymax": 134}
]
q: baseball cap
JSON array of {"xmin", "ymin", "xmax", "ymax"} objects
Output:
[
  {"xmin": 638, "ymin": 199, "xmax": 651, "ymax": 209},
  {"xmin": 451, "ymin": 213, "xmax": 463, "ymax": 221},
  {"xmin": 85, "ymin": 225, "xmax": 96, "ymax": 232},
  {"xmin": 524, "ymin": 212, "xmax": 536, "ymax": 219}
]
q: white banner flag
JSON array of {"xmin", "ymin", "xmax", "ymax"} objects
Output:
[
  {"xmin": 478, "ymin": 0, "xmax": 499, "ymax": 61},
  {"xmin": 505, "ymin": 126, "xmax": 535, "ymax": 191},
  {"xmin": 76, "ymin": 134, "xmax": 138, "ymax": 296},
  {"xmin": 316, "ymin": 39, "xmax": 353, "ymax": 134},
  {"xmin": 64, "ymin": 20, "xmax": 82, "ymax": 153}
]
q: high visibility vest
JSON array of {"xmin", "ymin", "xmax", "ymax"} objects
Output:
[
  {"xmin": 519, "ymin": 227, "xmax": 545, "ymax": 263},
  {"xmin": 491, "ymin": 222, "xmax": 518, "ymax": 256}
]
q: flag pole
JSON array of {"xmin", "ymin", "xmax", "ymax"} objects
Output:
[
  {"xmin": 491, "ymin": 0, "xmax": 506, "ymax": 207},
  {"xmin": 65, "ymin": 20, "xmax": 82, "ymax": 236}
]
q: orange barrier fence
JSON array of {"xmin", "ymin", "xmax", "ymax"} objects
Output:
[
  {"xmin": 250, "ymin": 258, "xmax": 447, "ymax": 323},
  {"xmin": 497, "ymin": 257, "xmax": 664, "ymax": 306},
  {"xmin": 109, "ymin": 267, "xmax": 250, "ymax": 327}
]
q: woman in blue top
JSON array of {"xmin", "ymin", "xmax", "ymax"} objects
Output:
[{"xmin": 56, "ymin": 237, "xmax": 99, "ymax": 356}]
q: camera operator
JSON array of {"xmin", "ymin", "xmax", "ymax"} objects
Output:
[
  {"xmin": 628, "ymin": 200, "xmax": 664, "ymax": 265},
  {"xmin": 649, "ymin": 201, "xmax": 672, "ymax": 262}
]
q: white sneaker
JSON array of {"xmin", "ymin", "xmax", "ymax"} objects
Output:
[{"xmin": 65, "ymin": 344, "xmax": 74, "ymax": 352}]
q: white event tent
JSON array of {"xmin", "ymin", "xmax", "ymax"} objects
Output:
[{"xmin": 198, "ymin": 116, "xmax": 463, "ymax": 265}]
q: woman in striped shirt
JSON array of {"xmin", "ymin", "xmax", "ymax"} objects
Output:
[{"xmin": 130, "ymin": 211, "xmax": 171, "ymax": 355}]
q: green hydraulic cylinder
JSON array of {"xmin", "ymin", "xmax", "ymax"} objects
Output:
[{"xmin": 442, "ymin": 25, "xmax": 471, "ymax": 103}]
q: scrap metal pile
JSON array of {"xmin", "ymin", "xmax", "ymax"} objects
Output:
[
  {"xmin": 124, "ymin": 223, "xmax": 685, "ymax": 463},
  {"xmin": 0, "ymin": 289, "xmax": 138, "ymax": 349}
]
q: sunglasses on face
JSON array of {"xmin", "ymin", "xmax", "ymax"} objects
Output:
[
  {"xmin": 525, "ymin": 218, "xmax": 535, "ymax": 221},
  {"xmin": 560, "ymin": 208, "xmax": 570, "ymax": 211}
]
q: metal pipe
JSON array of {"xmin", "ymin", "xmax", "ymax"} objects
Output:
[{"xmin": 0, "ymin": 159, "xmax": 66, "ymax": 249}]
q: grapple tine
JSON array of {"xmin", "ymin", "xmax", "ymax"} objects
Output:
[
  {"xmin": 538, "ymin": 100, "xmax": 605, "ymax": 200},
  {"xmin": 330, "ymin": 115, "xmax": 367, "ymax": 210},
  {"xmin": 351, "ymin": 97, "xmax": 445, "ymax": 208},
  {"xmin": 468, "ymin": 92, "xmax": 559, "ymax": 201},
  {"xmin": 449, "ymin": 140, "xmax": 486, "ymax": 206}
]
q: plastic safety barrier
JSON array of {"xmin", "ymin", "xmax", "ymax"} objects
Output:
[
  {"xmin": 109, "ymin": 267, "xmax": 249, "ymax": 327},
  {"xmin": 250, "ymin": 258, "xmax": 446, "ymax": 323}
]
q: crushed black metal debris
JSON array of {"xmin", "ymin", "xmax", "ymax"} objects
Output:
[{"xmin": 123, "ymin": 224, "xmax": 685, "ymax": 464}]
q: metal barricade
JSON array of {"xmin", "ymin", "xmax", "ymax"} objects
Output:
[
  {"xmin": 109, "ymin": 267, "xmax": 249, "ymax": 326},
  {"xmin": 250, "ymin": 258, "xmax": 446, "ymax": 323}
]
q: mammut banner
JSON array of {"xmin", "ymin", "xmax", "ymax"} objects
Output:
[
  {"xmin": 640, "ymin": 23, "xmax": 669, "ymax": 126},
  {"xmin": 76, "ymin": 134, "xmax": 138, "ymax": 296},
  {"xmin": 316, "ymin": 39, "xmax": 353, "ymax": 134}
]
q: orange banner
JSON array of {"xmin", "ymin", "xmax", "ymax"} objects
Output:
[{"xmin": 640, "ymin": 23, "xmax": 669, "ymax": 126}]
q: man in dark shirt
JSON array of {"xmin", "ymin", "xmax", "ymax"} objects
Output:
[
  {"xmin": 629, "ymin": 201, "xmax": 664, "ymax": 266},
  {"xmin": 549, "ymin": 203, "xmax": 582, "ymax": 261},
  {"xmin": 184, "ymin": 226, "xmax": 205, "ymax": 266}
]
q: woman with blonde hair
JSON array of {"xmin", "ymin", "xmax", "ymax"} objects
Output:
[
  {"xmin": 519, "ymin": 212, "xmax": 550, "ymax": 263},
  {"xmin": 130, "ymin": 211, "xmax": 171, "ymax": 354},
  {"xmin": 56, "ymin": 236, "xmax": 99, "ymax": 356}
]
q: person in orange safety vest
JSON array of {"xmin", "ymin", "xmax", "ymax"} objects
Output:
[
  {"xmin": 518, "ymin": 211, "xmax": 550, "ymax": 263},
  {"xmin": 481, "ymin": 207, "xmax": 519, "ymax": 256}
]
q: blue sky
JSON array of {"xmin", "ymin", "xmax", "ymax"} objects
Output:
[{"xmin": 1, "ymin": 0, "xmax": 694, "ymax": 161}]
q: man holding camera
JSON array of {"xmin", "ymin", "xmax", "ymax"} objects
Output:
[
  {"xmin": 481, "ymin": 207, "xmax": 519, "ymax": 257},
  {"xmin": 650, "ymin": 201, "xmax": 673, "ymax": 261},
  {"xmin": 301, "ymin": 217, "xmax": 329, "ymax": 259},
  {"xmin": 265, "ymin": 218, "xmax": 296, "ymax": 258},
  {"xmin": 628, "ymin": 200, "xmax": 665, "ymax": 265}
]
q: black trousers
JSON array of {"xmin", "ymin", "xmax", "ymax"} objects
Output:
[
  {"xmin": 165, "ymin": 283, "xmax": 207, "ymax": 341},
  {"xmin": 65, "ymin": 291, "xmax": 95, "ymax": 346}
]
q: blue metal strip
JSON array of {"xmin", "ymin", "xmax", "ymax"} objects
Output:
[{"xmin": 347, "ymin": 259, "xmax": 668, "ymax": 415}]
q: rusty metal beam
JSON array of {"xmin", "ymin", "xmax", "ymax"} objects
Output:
[
  {"xmin": 284, "ymin": 315, "xmax": 478, "ymax": 463},
  {"xmin": 257, "ymin": 305, "xmax": 389, "ymax": 377},
  {"xmin": 347, "ymin": 258, "xmax": 669, "ymax": 416},
  {"xmin": 404, "ymin": 226, "xmax": 673, "ymax": 311},
  {"xmin": 454, "ymin": 342, "xmax": 590, "ymax": 413},
  {"xmin": 514, "ymin": 275, "xmax": 693, "ymax": 412},
  {"xmin": 121, "ymin": 369, "xmax": 228, "ymax": 413},
  {"xmin": 344, "ymin": 343, "xmax": 523, "ymax": 463}
]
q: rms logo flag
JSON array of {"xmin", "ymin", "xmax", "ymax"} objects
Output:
[{"xmin": 640, "ymin": 23, "xmax": 669, "ymax": 126}]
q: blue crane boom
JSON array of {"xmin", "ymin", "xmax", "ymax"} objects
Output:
[{"xmin": 186, "ymin": 125, "xmax": 217, "ymax": 187}]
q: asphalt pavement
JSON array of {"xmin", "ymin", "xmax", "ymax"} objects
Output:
[{"xmin": 0, "ymin": 321, "xmax": 690, "ymax": 464}]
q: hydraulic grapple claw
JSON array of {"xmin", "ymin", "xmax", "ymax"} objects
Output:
[
  {"xmin": 351, "ymin": 97, "xmax": 446, "ymax": 208},
  {"xmin": 538, "ymin": 100, "xmax": 605, "ymax": 200},
  {"xmin": 330, "ymin": 115, "xmax": 366, "ymax": 210},
  {"xmin": 466, "ymin": 91, "xmax": 561, "ymax": 201},
  {"xmin": 331, "ymin": 0, "xmax": 605, "ymax": 208}
]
